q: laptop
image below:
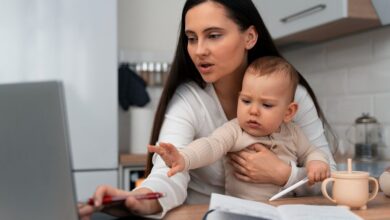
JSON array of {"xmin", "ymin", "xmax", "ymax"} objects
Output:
[{"xmin": 0, "ymin": 81, "xmax": 79, "ymax": 220}]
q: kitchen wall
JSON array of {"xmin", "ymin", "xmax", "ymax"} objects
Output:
[
  {"xmin": 118, "ymin": 0, "xmax": 185, "ymax": 58},
  {"xmin": 282, "ymin": 26, "xmax": 390, "ymax": 160}
]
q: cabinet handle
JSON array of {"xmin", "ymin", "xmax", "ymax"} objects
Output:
[{"xmin": 280, "ymin": 4, "xmax": 326, "ymax": 23}]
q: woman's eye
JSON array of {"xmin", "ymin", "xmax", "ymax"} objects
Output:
[
  {"xmin": 187, "ymin": 36, "xmax": 197, "ymax": 43},
  {"xmin": 208, "ymin": 33, "xmax": 221, "ymax": 39}
]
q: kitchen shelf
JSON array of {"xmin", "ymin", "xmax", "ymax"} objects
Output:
[{"xmin": 254, "ymin": 0, "xmax": 381, "ymax": 47}]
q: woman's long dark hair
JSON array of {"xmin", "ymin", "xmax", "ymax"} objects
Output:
[{"xmin": 145, "ymin": 0, "xmax": 337, "ymax": 176}]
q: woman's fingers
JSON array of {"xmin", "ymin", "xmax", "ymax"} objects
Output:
[
  {"xmin": 79, "ymin": 187, "xmax": 159, "ymax": 218},
  {"xmin": 93, "ymin": 185, "xmax": 120, "ymax": 206},
  {"xmin": 231, "ymin": 145, "xmax": 290, "ymax": 185},
  {"xmin": 93, "ymin": 185, "xmax": 107, "ymax": 207},
  {"xmin": 228, "ymin": 152, "xmax": 248, "ymax": 167},
  {"xmin": 250, "ymin": 143, "xmax": 268, "ymax": 152},
  {"xmin": 229, "ymin": 156, "xmax": 247, "ymax": 175},
  {"xmin": 123, "ymin": 188, "xmax": 161, "ymax": 215},
  {"xmin": 233, "ymin": 172, "xmax": 252, "ymax": 182},
  {"xmin": 229, "ymin": 144, "xmax": 269, "ymax": 166},
  {"xmin": 78, "ymin": 203, "xmax": 94, "ymax": 220},
  {"xmin": 124, "ymin": 196, "xmax": 142, "ymax": 215}
]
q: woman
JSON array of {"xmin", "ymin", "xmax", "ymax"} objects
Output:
[{"xmin": 79, "ymin": 0, "xmax": 337, "ymax": 219}]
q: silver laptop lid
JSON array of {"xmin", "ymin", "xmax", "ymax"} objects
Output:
[{"xmin": 0, "ymin": 81, "xmax": 78, "ymax": 220}]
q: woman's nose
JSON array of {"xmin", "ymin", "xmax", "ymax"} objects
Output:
[{"xmin": 195, "ymin": 40, "xmax": 209, "ymax": 56}]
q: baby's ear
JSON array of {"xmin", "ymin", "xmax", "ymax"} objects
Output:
[{"xmin": 283, "ymin": 102, "xmax": 298, "ymax": 123}]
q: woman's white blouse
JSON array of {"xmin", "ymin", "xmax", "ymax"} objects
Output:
[{"xmin": 139, "ymin": 81, "xmax": 336, "ymax": 218}]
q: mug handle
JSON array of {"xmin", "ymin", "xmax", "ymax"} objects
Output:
[
  {"xmin": 368, "ymin": 177, "xmax": 379, "ymax": 201},
  {"xmin": 321, "ymin": 178, "xmax": 336, "ymax": 203}
]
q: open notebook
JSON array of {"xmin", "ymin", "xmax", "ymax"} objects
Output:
[
  {"xmin": 204, "ymin": 193, "xmax": 362, "ymax": 220},
  {"xmin": 0, "ymin": 81, "xmax": 79, "ymax": 220}
]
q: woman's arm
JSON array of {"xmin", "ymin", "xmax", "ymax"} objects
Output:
[
  {"xmin": 79, "ymin": 84, "xmax": 202, "ymax": 219},
  {"xmin": 137, "ymin": 84, "xmax": 203, "ymax": 218}
]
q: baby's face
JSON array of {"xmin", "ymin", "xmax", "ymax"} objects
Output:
[{"xmin": 237, "ymin": 71, "xmax": 294, "ymax": 137}]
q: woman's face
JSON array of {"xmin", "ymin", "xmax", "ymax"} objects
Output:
[{"xmin": 185, "ymin": 1, "xmax": 255, "ymax": 83}]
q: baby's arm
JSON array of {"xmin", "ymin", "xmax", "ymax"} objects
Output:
[
  {"xmin": 148, "ymin": 142, "xmax": 185, "ymax": 177},
  {"xmin": 148, "ymin": 120, "xmax": 240, "ymax": 177},
  {"xmin": 149, "ymin": 120, "xmax": 240, "ymax": 177}
]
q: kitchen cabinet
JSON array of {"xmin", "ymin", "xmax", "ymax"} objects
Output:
[{"xmin": 254, "ymin": 0, "xmax": 380, "ymax": 46}]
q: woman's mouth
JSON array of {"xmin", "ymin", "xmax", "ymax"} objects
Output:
[{"xmin": 198, "ymin": 63, "xmax": 214, "ymax": 74}]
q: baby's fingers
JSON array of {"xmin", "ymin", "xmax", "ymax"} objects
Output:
[
  {"xmin": 148, "ymin": 145, "xmax": 165, "ymax": 155},
  {"xmin": 320, "ymin": 169, "xmax": 330, "ymax": 181},
  {"xmin": 307, "ymin": 173, "xmax": 315, "ymax": 185},
  {"xmin": 159, "ymin": 142, "xmax": 177, "ymax": 154},
  {"xmin": 167, "ymin": 169, "xmax": 177, "ymax": 177},
  {"xmin": 167, "ymin": 166, "xmax": 183, "ymax": 177},
  {"xmin": 148, "ymin": 145, "xmax": 158, "ymax": 153}
]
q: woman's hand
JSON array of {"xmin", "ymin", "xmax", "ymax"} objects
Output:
[
  {"xmin": 228, "ymin": 143, "xmax": 291, "ymax": 186},
  {"xmin": 78, "ymin": 186, "xmax": 162, "ymax": 220}
]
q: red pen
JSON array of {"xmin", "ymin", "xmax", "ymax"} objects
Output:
[{"xmin": 88, "ymin": 192, "xmax": 165, "ymax": 206}]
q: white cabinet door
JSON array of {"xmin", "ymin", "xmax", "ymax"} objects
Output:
[{"xmin": 254, "ymin": 0, "xmax": 347, "ymax": 39}]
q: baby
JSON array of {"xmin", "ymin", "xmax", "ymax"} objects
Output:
[{"xmin": 148, "ymin": 56, "xmax": 330, "ymax": 201}]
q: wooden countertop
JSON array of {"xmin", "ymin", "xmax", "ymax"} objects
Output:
[{"xmin": 163, "ymin": 193, "xmax": 390, "ymax": 220}]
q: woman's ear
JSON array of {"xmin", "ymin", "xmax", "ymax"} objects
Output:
[
  {"xmin": 283, "ymin": 102, "xmax": 298, "ymax": 123},
  {"xmin": 245, "ymin": 25, "xmax": 258, "ymax": 50}
]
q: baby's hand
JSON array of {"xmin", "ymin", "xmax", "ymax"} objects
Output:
[
  {"xmin": 148, "ymin": 142, "xmax": 185, "ymax": 177},
  {"xmin": 306, "ymin": 160, "xmax": 330, "ymax": 185}
]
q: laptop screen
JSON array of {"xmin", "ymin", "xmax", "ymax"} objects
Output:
[{"xmin": 0, "ymin": 81, "xmax": 78, "ymax": 220}]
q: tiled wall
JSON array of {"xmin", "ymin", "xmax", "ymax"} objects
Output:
[{"xmin": 282, "ymin": 26, "xmax": 390, "ymax": 160}]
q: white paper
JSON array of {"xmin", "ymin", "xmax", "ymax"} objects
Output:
[
  {"xmin": 207, "ymin": 193, "xmax": 363, "ymax": 220},
  {"xmin": 278, "ymin": 204, "xmax": 363, "ymax": 220},
  {"xmin": 209, "ymin": 194, "xmax": 281, "ymax": 220}
]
